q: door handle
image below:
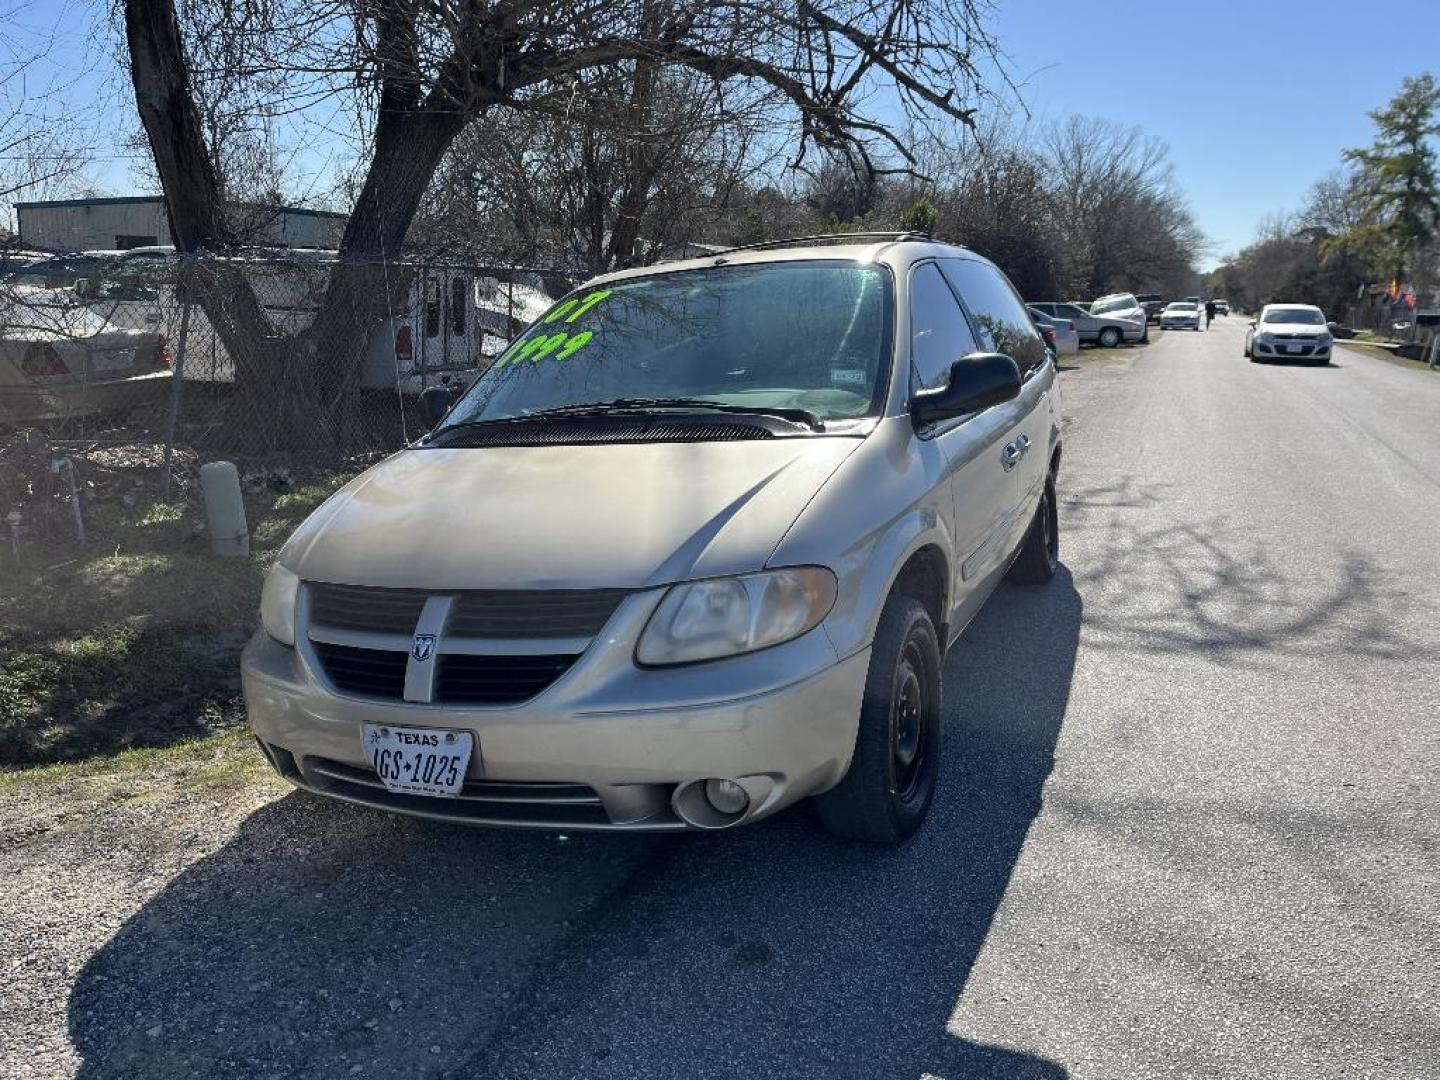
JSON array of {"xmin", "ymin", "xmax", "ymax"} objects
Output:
[{"xmin": 1002, "ymin": 443, "xmax": 1023, "ymax": 470}]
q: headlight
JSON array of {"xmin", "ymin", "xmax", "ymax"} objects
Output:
[
  {"xmin": 636, "ymin": 567, "xmax": 838, "ymax": 666},
  {"xmin": 1256, "ymin": 332, "xmax": 1272, "ymax": 344},
  {"xmin": 260, "ymin": 563, "xmax": 300, "ymax": 645}
]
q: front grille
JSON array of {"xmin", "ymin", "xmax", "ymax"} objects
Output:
[
  {"xmin": 310, "ymin": 583, "xmax": 427, "ymax": 634},
  {"xmin": 311, "ymin": 642, "xmax": 409, "ymax": 698},
  {"xmin": 436, "ymin": 653, "xmax": 578, "ymax": 704},
  {"xmin": 449, "ymin": 589, "xmax": 628, "ymax": 638},
  {"xmin": 305, "ymin": 584, "xmax": 624, "ymax": 705}
]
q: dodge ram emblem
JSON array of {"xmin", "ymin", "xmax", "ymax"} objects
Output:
[{"xmin": 411, "ymin": 634, "xmax": 437, "ymax": 662}]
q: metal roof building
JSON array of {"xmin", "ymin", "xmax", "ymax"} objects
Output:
[{"xmin": 14, "ymin": 196, "xmax": 346, "ymax": 253}]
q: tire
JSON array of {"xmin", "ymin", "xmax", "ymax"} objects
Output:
[
  {"xmin": 1007, "ymin": 476, "xmax": 1059, "ymax": 584},
  {"xmin": 1098, "ymin": 327, "xmax": 1121, "ymax": 348},
  {"xmin": 814, "ymin": 595, "xmax": 942, "ymax": 844}
]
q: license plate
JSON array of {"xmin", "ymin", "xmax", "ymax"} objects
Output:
[
  {"xmin": 1284, "ymin": 344, "xmax": 1299, "ymax": 353},
  {"xmin": 362, "ymin": 724, "xmax": 473, "ymax": 797}
]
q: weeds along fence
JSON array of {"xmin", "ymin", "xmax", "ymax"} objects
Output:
[{"xmin": 0, "ymin": 250, "xmax": 572, "ymax": 554}]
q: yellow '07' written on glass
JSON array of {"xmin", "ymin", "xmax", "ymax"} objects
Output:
[{"xmin": 492, "ymin": 289, "xmax": 612, "ymax": 370}]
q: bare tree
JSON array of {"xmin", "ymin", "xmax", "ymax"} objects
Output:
[
  {"xmin": 122, "ymin": 0, "xmax": 1012, "ymax": 438},
  {"xmin": 1043, "ymin": 116, "xmax": 1202, "ymax": 297},
  {"xmin": 417, "ymin": 65, "xmax": 772, "ymax": 272}
]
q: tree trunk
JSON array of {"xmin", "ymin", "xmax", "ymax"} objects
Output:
[
  {"xmin": 126, "ymin": 0, "xmax": 279, "ymax": 415},
  {"xmin": 126, "ymin": 0, "xmax": 471, "ymax": 445},
  {"xmin": 303, "ymin": 108, "xmax": 466, "ymax": 403}
]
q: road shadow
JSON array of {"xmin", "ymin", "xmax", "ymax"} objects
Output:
[
  {"xmin": 463, "ymin": 569, "xmax": 1083, "ymax": 1078},
  {"xmin": 65, "ymin": 791, "xmax": 663, "ymax": 1079},
  {"xmin": 1062, "ymin": 479, "xmax": 1430, "ymax": 663},
  {"xmin": 67, "ymin": 572, "xmax": 1081, "ymax": 1080}
]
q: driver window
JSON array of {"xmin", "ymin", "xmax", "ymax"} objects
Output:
[{"xmin": 910, "ymin": 263, "xmax": 979, "ymax": 391}]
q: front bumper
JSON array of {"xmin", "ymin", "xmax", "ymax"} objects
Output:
[
  {"xmin": 243, "ymin": 613, "xmax": 871, "ymax": 832},
  {"xmin": 1161, "ymin": 318, "xmax": 1200, "ymax": 330},
  {"xmin": 1252, "ymin": 340, "xmax": 1331, "ymax": 361}
]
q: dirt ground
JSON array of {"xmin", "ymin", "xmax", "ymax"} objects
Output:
[{"xmin": 0, "ymin": 736, "xmax": 664, "ymax": 1079}]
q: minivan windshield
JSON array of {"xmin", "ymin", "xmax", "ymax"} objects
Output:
[
  {"xmin": 439, "ymin": 261, "xmax": 893, "ymax": 429},
  {"xmin": 1263, "ymin": 307, "xmax": 1325, "ymax": 325},
  {"xmin": 1090, "ymin": 295, "xmax": 1137, "ymax": 315}
]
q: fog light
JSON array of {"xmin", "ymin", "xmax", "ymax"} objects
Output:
[{"xmin": 704, "ymin": 778, "xmax": 749, "ymax": 816}]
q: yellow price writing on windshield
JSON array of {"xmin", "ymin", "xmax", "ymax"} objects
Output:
[
  {"xmin": 494, "ymin": 329, "xmax": 594, "ymax": 370},
  {"xmin": 493, "ymin": 289, "xmax": 611, "ymax": 370}
]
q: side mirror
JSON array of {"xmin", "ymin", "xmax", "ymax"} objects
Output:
[
  {"xmin": 419, "ymin": 385, "xmax": 453, "ymax": 428},
  {"xmin": 911, "ymin": 352, "xmax": 1022, "ymax": 427},
  {"xmin": 73, "ymin": 277, "xmax": 97, "ymax": 300},
  {"xmin": 1248, "ymin": 318, "xmax": 1258, "ymax": 328}
]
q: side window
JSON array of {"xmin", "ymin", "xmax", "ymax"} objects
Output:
[
  {"xmin": 909, "ymin": 263, "xmax": 980, "ymax": 391},
  {"xmin": 450, "ymin": 276, "xmax": 467, "ymax": 336},
  {"xmin": 941, "ymin": 259, "xmax": 1047, "ymax": 373},
  {"xmin": 425, "ymin": 276, "xmax": 441, "ymax": 338}
]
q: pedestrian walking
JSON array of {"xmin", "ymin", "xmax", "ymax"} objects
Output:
[{"xmin": 1204, "ymin": 299, "xmax": 1217, "ymax": 328}]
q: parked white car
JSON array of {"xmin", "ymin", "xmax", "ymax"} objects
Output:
[
  {"xmin": 0, "ymin": 286, "xmax": 170, "ymax": 423},
  {"xmin": 1088, "ymin": 293, "xmax": 1149, "ymax": 344},
  {"xmin": 1245, "ymin": 304, "xmax": 1333, "ymax": 365},
  {"xmin": 1160, "ymin": 301, "xmax": 1202, "ymax": 330}
]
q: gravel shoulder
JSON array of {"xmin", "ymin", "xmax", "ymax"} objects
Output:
[{"xmin": 0, "ymin": 736, "xmax": 663, "ymax": 1079}]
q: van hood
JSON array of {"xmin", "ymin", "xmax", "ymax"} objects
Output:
[{"xmin": 281, "ymin": 438, "xmax": 862, "ymax": 590}]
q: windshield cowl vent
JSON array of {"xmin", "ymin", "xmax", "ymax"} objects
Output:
[{"xmin": 431, "ymin": 416, "xmax": 777, "ymax": 448}]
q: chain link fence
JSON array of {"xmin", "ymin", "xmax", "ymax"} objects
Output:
[{"xmin": 0, "ymin": 249, "xmax": 572, "ymax": 555}]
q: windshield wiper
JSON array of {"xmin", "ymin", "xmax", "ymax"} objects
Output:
[{"xmin": 437, "ymin": 397, "xmax": 826, "ymax": 435}]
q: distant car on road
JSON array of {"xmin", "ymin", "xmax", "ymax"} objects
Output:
[
  {"xmin": 1160, "ymin": 301, "xmax": 1203, "ymax": 330},
  {"xmin": 1029, "ymin": 305, "xmax": 1079, "ymax": 356},
  {"xmin": 1089, "ymin": 293, "xmax": 1150, "ymax": 344},
  {"xmin": 1135, "ymin": 293, "xmax": 1167, "ymax": 323},
  {"xmin": 1213, "ymin": 299, "xmax": 1230, "ymax": 315},
  {"xmin": 1030, "ymin": 301, "xmax": 1143, "ymax": 349},
  {"xmin": 0, "ymin": 286, "xmax": 171, "ymax": 423},
  {"xmin": 1245, "ymin": 304, "xmax": 1333, "ymax": 365}
]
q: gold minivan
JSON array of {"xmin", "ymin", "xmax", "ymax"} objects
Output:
[{"xmin": 244, "ymin": 234, "xmax": 1063, "ymax": 842}]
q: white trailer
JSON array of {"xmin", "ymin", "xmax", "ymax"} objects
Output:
[{"xmin": 66, "ymin": 248, "xmax": 566, "ymax": 393}]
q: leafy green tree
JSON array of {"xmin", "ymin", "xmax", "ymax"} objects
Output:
[
  {"xmin": 897, "ymin": 198, "xmax": 939, "ymax": 235},
  {"xmin": 1340, "ymin": 73, "xmax": 1440, "ymax": 282}
]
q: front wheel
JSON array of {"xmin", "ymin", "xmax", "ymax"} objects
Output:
[
  {"xmin": 815, "ymin": 596, "xmax": 942, "ymax": 843},
  {"xmin": 1098, "ymin": 327, "xmax": 1121, "ymax": 348}
]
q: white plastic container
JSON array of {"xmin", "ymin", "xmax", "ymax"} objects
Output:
[{"xmin": 200, "ymin": 461, "xmax": 250, "ymax": 557}]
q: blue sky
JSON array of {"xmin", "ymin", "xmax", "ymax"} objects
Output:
[
  {"xmin": 6, "ymin": 0, "xmax": 1439, "ymax": 268},
  {"xmin": 987, "ymin": 0, "xmax": 1440, "ymax": 267}
]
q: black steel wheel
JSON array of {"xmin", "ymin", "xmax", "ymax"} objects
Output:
[
  {"xmin": 815, "ymin": 595, "xmax": 942, "ymax": 843},
  {"xmin": 1007, "ymin": 477, "xmax": 1059, "ymax": 584}
]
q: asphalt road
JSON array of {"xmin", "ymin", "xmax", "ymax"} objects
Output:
[
  {"xmin": 461, "ymin": 319, "xmax": 1440, "ymax": 1078},
  {"xmin": 50, "ymin": 318, "xmax": 1439, "ymax": 1080}
]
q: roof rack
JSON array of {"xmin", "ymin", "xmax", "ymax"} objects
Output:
[{"xmin": 702, "ymin": 231, "xmax": 935, "ymax": 259}]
